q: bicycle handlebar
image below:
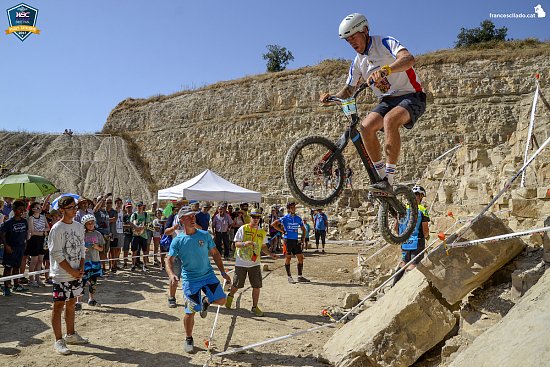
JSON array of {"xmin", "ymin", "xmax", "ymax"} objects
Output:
[{"xmin": 326, "ymin": 82, "xmax": 371, "ymax": 104}]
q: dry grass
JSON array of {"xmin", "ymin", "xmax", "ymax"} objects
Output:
[
  {"xmin": 416, "ymin": 39, "xmax": 550, "ymax": 66},
  {"xmin": 105, "ymin": 39, "xmax": 549, "ymax": 113}
]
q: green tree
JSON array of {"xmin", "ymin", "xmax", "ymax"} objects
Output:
[
  {"xmin": 262, "ymin": 44, "xmax": 294, "ymax": 72},
  {"xmin": 455, "ymin": 20, "xmax": 507, "ymax": 48}
]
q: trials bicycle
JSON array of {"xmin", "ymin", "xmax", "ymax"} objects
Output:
[{"xmin": 284, "ymin": 82, "xmax": 417, "ymax": 245}]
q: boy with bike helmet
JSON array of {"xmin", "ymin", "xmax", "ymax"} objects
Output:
[
  {"xmin": 320, "ymin": 13, "xmax": 426, "ymax": 195},
  {"xmin": 392, "ymin": 185, "xmax": 430, "ymax": 286},
  {"xmin": 80, "ymin": 214, "xmax": 104, "ymax": 307}
]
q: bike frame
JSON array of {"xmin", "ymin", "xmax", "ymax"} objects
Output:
[
  {"xmin": 324, "ymin": 83, "xmax": 380, "ymax": 184},
  {"xmin": 330, "ymin": 114, "xmax": 380, "ymax": 184}
]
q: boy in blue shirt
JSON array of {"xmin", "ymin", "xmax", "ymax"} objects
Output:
[
  {"xmin": 272, "ymin": 202, "xmax": 310, "ymax": 284},
  {"xmin": 166, "ymin": 205, "xmax": 231, "ymax": 354},
  {"xmin": 0, "ymin": 200, "xmax": 29, "ymax": 295}
]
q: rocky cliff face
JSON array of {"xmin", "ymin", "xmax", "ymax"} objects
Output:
[
  {"xmin": 102, "ymin": 46, "xmax": 550, "ymax": 199},
  {"xmin": 0, "ymin": 133, "xmax": 153, "ymax": 202}
]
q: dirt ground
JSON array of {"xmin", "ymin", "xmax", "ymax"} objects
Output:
[{"xmin": 0, "ymin": 242, "xmax": 371, "ymax": 367}]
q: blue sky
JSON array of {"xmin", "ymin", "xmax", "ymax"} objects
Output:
[{"xmin": 0, "ymin": 0, "xmax": 548, "ymax": 133}]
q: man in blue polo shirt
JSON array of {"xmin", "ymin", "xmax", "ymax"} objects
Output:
[
  {"xmin": 166, "ymin": 205, "xmax": 231, "ymax": 354},
  {"xmin": 195, "ymin": 203, "xmax": 211, "ymax": 231},
  {"xmin": 272, "ymin": 202, "xmax": 310, "ymax": 284},
  {"xmin": 313, "ymin": 208, "xmax": 329, "ymax": 254}
]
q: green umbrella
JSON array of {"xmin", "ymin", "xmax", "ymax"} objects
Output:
[{"xmin": 0, "ymin": 174, "xmax": 58, "ymax": 198}]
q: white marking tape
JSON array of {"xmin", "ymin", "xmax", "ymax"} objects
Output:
[
  {"xmin": 0, "ymin": 251, "xmax": 169, "ymax": 282},
  {"xmin": 447, "ymin": 226, "xmax": 550, "ymax": 249},
  {"xmin": 358, "ymin": 244, "xmax": 389, "ymax": 266}
]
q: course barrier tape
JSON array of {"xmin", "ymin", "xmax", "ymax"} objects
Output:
[
  {"xmin": 0, "ymin": 251, "xmax": 169, "ymax": 282},
  {"xmin": 358, "ymin": 244, "xmax": 389, "ymax": 266},
  {"xmin": 0, "ymin": 250, "xmax": 283, "ymax": 283},
  {"xmin": 446, "ymin": 226, "xmax": 550, "ymax": 249}
]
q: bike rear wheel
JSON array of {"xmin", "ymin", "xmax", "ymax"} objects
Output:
[
  {"xmin": 377, "ymin": 186, "xmax": 418, "ymax": 245},
  {"xmin": 284, "ymin": 135, "xmax": 346, "ymax": 207}
]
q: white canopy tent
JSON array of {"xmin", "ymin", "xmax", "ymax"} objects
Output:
[{"xmin": 157, "ymin": 169, "xmax": 261, "ymax": 203}]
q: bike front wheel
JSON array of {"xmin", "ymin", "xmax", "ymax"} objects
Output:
[
  {"xmin": 284, "ymin": 135, "xmax": 346, "ymax": 207},
  {"xmin": 377, "ymin": 186, "xmax": 418, "ymax": 245}
]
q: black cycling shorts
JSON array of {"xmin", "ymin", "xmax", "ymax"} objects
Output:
[
  {"xmin": 372, "ymin": 92, "xmax": 426, "ymax": 129},
  {"xmin": 283, "ymin": 239, "xmax": 302, "ymax": 256}
]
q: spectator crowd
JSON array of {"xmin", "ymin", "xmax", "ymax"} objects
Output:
[
  {"xmin": 0, "ymin": 192, "xmax": 331, "ymax": 354},
  {"xmin": 0, "ymin": 194, "xmax": 331, "ymax": 296}
]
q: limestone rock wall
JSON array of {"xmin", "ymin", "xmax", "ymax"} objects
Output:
[{"xmin": 102, "ymin": 52, "xmax": 550, "ymax": 198}]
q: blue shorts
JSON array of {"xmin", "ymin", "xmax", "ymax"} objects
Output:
[{"xmin": 182, "ymin": 272, "xmax": 225, "ymax": 314}]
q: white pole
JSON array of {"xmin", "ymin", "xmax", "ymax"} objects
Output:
[{"xmin": 521, "ymin": 80, "xmax": 539, "ymax": 187}]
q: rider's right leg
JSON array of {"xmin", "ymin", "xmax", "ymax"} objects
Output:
[
  {"xmin": 361, "ymin": 112, "xmax": 399, "ymax": 194},
  {"xmin": 360, "ymin": 112, "xmax": 384, "ymax": 165},
  {"xmin": 383, "ymin": 106, "xmax": 412, "ymax": 185}
]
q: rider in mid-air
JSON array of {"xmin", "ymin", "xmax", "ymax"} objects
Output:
[{"xmin": 320, "ymin": 13, "xmax": 427, "ymax": 196}]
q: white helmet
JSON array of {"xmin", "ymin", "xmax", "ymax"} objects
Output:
[
  {"xmin": 339, "ymin": 13, "xmax": 369, "ymax": 39},
  {"xmin": 81, "ymin": 214, "xmax": 96, "ymax": 225},
  {"xmin": 412, "ymin": 185, "xmax": 426, "ymax": 196}
]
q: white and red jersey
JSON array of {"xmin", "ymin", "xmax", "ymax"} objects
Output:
[{"xmin": 346, "ymin": 35, "xmax": 423, "ymax": 98}]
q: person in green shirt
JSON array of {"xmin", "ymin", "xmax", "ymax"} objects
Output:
[{"xmin": 130, "ymin": 202, "xmax": 151, "ymax": 272}]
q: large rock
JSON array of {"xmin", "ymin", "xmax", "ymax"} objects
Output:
[
  {"xmin": 418, "ymin": 213, "xmax": 525, "ymax": 304},
  {"xmin": 510, "ymin": 198, "xmax": 540, "ymax": 218},
  {"xmin": 323, "ymin": 270, "xmax": 456, "ymax": 367},
  {"xmin": 449, "ymin": 268, "xmax": 550, "ymax": 367},
  {"xmin": 511, "ymin": 261, "xmax": 546, "ymax": 299}
]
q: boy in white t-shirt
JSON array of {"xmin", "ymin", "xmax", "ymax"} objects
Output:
[{"xmin": 48, "ymin": 196, "xmax": 89, "ymax": 355}]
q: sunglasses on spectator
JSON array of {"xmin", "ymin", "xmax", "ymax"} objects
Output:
[{"xmin": 63, "ymin": 205, "xmax": 76, "ymax": 210}]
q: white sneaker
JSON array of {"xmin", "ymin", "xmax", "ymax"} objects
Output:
[
  {"xmin": 54, "ymin": 339, "xmax": 71, "ymax": 355},
  {"xmin": 64, "ymin": 332, "xmax": 89, "ymax": 345},
  {"xmin": 184, "ymin": 337, "xmax": 194, "ymax": 353},
  {"xmin": 288, "ymin": 276, "xmax": 296, "ymax": 284}
]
